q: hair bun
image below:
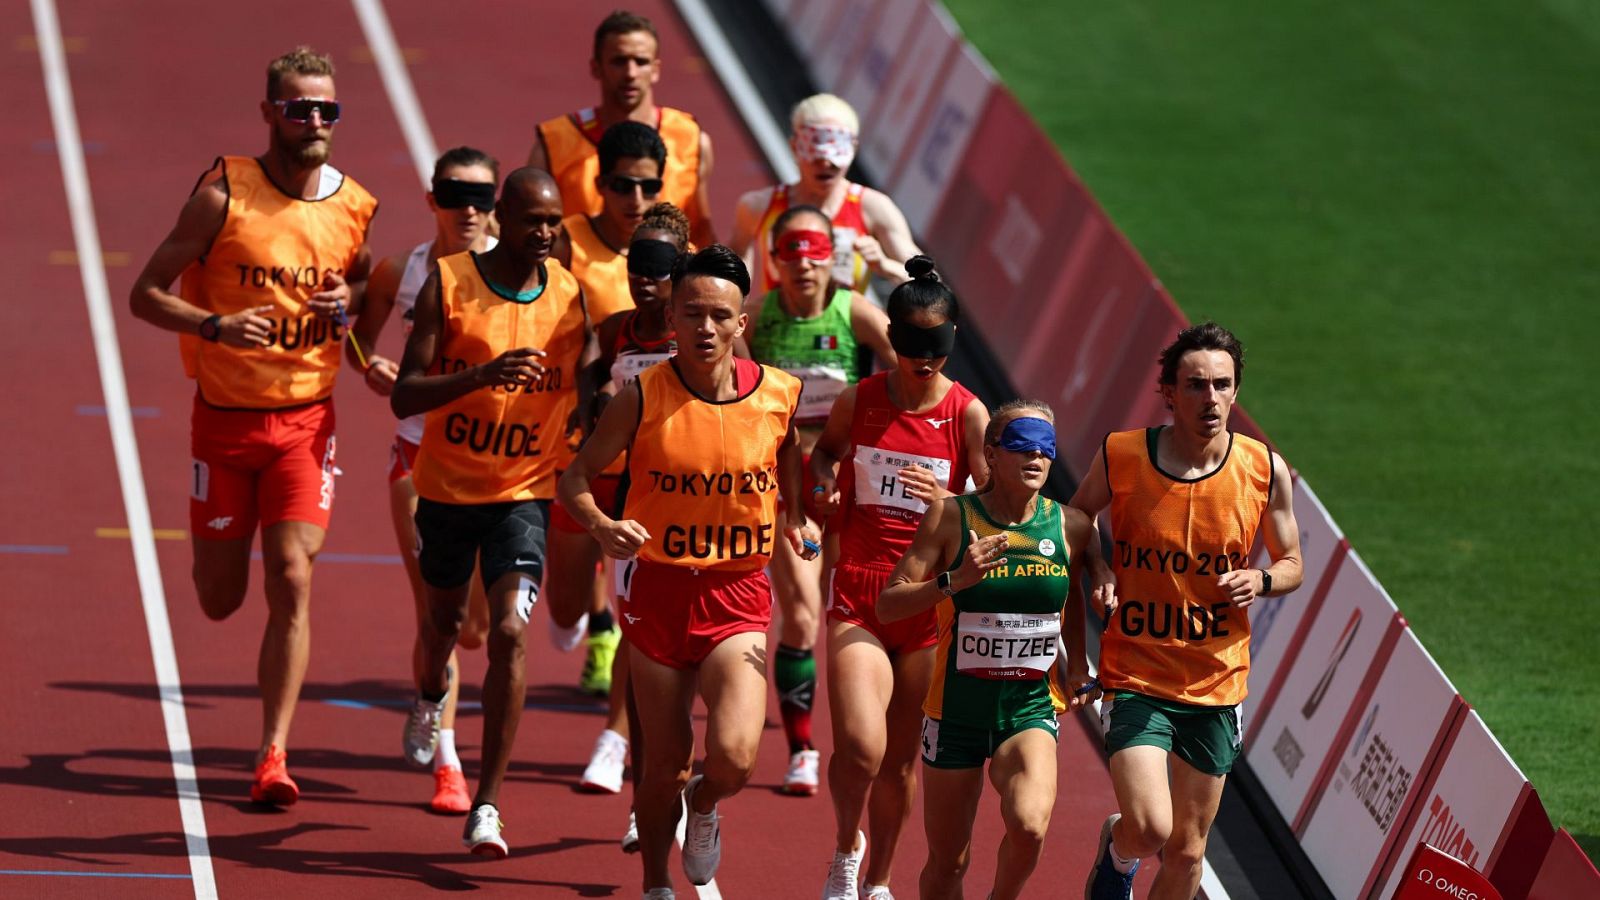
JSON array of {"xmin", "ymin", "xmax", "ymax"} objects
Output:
[{"xmin": 906, "ymin": 255, "xmax": 939, "ymax": 283}]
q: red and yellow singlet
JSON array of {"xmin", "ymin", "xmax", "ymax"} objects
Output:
[
  {"xmin": 1099, "ymin": 428, "xmax": 1274, "ymax": 706},
  {"xmin": 625, "ymin": 358, "xmax": 801, "ymax": 573},
  {"xmin": 755, "ymin": 182, "xmax": 869, "ymax": 294},
  {"xmin": 412, "ymin": 252, "xmax": 588, "ymax": 505},
  {"xmin": 179, "ymin": 155, "xmax": 377, "ymax": 409},
  {"xmin": 538, "ymin": 107, "xmax": 704, "ymax": 233}
]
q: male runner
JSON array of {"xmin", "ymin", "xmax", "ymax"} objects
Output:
[
  {"xmin": 347, "ymin": 146, "xmax": 499, "ymax": 815},
  {"xmin": 128, "ymin": 46, "xmax": 376, "ymax": 806},
  {"xmin": 547, "ymin": 121, "xmax": 671, "ymax": 698},
  {"xmin": 730, "ymin": 93, "xmax": 919, "ymax": 294},
  {"xmin": 530, "ymin": 9, "xmax": 716, "ymax": 248},
  {"xmin": 390, "ymin": 168, "xmax": 599, "ymax": 857},
  {"xmin": 1073, "ymin": 322, "xmax": 1303, "ymax": 900}
]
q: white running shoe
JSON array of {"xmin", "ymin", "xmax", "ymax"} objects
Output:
[
  {"xmin": 401, "ymin": 693, "xmax": 445, "ymax": 767},
  {"xmin": 548, "ymin": 610, "xmax": 588, "ymax": 652},
  {"xmin": 783, "ymin": 748, "xmax": 821, "ymax": 796},
  {"xmin": 642, "ymin": 889, "xmax": 675, "ymax": 899},
  {"xmin": 462, "ymin": 803, "xmax": 508, "ymax": 859},
  {"xmin": 621, "ymin": 808, "xmax": 640, "ymax": 854},
  {"xmin": 680, "ymin": 775, "xmax": 722, "ymax": 885},
  {"xmin": 862, "ymin": 886, "xmax": 896, "ymax": 900},
  {"xmin": 821, "ymin": 830, "xmax": 865, "ymax": 899},
  {"xmin": 581, "ymin": 729, "xmax": 628, "ymax": 793}
]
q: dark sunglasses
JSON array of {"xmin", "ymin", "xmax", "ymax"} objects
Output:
[
  {"xmin": 273, "ymin": 97, "xmax": 341, "ymax": 125},
  {"xmin": 605, "ymin": 174, "xmax": 663, "ymax": 197}
]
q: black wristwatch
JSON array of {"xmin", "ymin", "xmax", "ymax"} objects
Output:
[
  {"xmin": 199, "ymin": 314, "xmax": 222, "ymax": 342},
  {"xmin": 936, "ymin": 571, "xmax": 957, "ymax": 597},
  {"xmin": 1259, "ymin": 568, "xmax": 1273, "ymax": 595}
]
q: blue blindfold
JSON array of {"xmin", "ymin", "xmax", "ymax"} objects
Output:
[{"xmin": 997, "ymin": 417, "xmax": 1057, "ymax": 460}]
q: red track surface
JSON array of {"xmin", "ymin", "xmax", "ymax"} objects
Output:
[{"xmin": 3, "ymin": 1, "xmax": 1127, "ymax": 896}]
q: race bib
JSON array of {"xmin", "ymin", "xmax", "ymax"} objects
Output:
[
  {"xmin": 611, "ymin": 350, "xmax": 673, "ymax": 391},
  {"xmin": 955, "ymin": 611, "xmax": 1061, "ymax": 680},
  {"xmin": 852, "ymin": 445, "xmax": 952, "ymax": 517},
  {"xmin": 787, "ymin": 364, "xmax": 850, "ymax": 421},
  {"xmin": 831, "ymin": 225, "xmax": 864, "ymax": 288}
]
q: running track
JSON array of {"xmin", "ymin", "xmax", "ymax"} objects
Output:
[{"xmin": 3, "ymin": 1, "xmax": 1129, "ymax": 896}]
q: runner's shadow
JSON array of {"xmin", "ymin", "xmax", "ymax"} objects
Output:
[{"xmin": 0, "ymin": 822, "xmax": 620, "ymax": 892}]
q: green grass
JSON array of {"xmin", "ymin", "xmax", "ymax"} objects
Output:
[{"xmin": 943, "ymin": 0, "xmax": 1600, "ymax": 860}]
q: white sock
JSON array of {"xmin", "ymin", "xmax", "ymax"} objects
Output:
[
  {"xmin": 1109, "ymin": 836, "xmax": 1139, "ymax": 873},
  {"xmin": 435, "ymin": 728, "xmax": 461, "ymax": 771}
]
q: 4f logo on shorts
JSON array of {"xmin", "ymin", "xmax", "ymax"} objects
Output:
[
  {"xmin": 318, "ymin": 436, "xmax": 337, "ymax": 511},
  {"xmin": 207, "ymin": 516, "xmax": 233, "ymax": 531}
]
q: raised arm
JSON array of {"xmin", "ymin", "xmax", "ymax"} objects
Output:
[
  {"xmin": 1068, "ymin": 443, "xmax": 1117, "ymax": 616},
  {"xmin": 776, "ymin": 418, "xmax": 821, "ymax": 560},
  {"xmin": 389, "ymin": 268, "xmax": 546, "ymax": 419},
  {"xmin": 878, "ymin": 498, "xmax": 1007, "ymax": 622},
  {"xmin": 1218, "ymin": 451, "xmax": 1303, "ymax": 607},
  {"xmin": 558, "ymin": 381, "xmax": 650, "ymax": 559},
  {"xmin": 347, "ymin": 250, "xmax": 404, "ymax": 396},
  {"xmin": 857, "ymin": 188, "xmax": 920, "ymax": 285},
  {"xmin": 1060, "ymin": 505, "xmax": 1098, "ymax": 707},
  {"xmin": 128, "ymin": 180, "xmax": 274, "ymax": 342},
  {"xmin": 728, "ymin": 186, "xmax": 773, "ymax": 291},
  {"xmin": 849, "ymin": 292, "xmax": 897, "ymax": 369},
  {"xmin": 808, "ymin": 383, "xmax": 858, "ymax": 519}
]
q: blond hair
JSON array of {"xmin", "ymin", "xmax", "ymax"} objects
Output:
[
  {"xmin": 266, "ymin": 46, "xmax": 335, "ymax": 100},
  {"xmin": 984, "ymin": 399, "xmax": 1055, "ymax": 445},
  {"xmin": 790, "ymin": 93, "xmax": 858, "ymax": 134}
]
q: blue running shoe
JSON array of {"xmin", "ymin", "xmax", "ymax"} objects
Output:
[{"xmin": 1085, "ymin": 813, "xmax": 1137, "ymax": 900}]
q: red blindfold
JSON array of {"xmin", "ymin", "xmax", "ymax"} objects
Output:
[{"xmin": 775, "ymin": 229, "xmax": 834, "ymax": 262}]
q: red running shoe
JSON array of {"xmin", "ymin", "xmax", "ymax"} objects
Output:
[
  {"xmin": 431, "ymin": 766, "xmax": 472, "ymax": 815},
  {"xmin": 250, "ymin": 745, "xmax": 299, "ymax": 806}
]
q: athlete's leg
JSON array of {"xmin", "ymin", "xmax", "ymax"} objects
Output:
[
  {"xmin": 257, "ymin": 520, "xmax": 325, "ymax": 756},
  {"xmin": 545, "ymin": 526, "xmax": 602, "ymax": 630},
  {"xmin": 919, "ymin": 762, "xmax": 985, "ymax": 900},
  {"xmin": 1149, "ymin": 759, "xmax": 1225, "ymax": 900},
  {"xmin": 695, "ymin": 630, "xmax": 770, "ymax": 809},
  {"xmin": 769, "ymin": 517, "xmax": 822, "ymax": 765},
  {"xmin": 1108, "ymin": 744, "xmax": 1175, "ymax": 861},
  {"xmin": 192, "ymin": 537, "xmax": 253, "ymax": 620},
  {"xmin": 390, "ymin": 476, "xmax": 465, "ymax": 732},
  {"xmin": 629, "ymin": 646, "xmax": 698, "ymax": 890},
  {"xmin": 473, "ymin": 568, "xmax": 533, "ymax": 809},
  {"xmin": 826, "ymin": 620, "xmax": 892, "ymax": 852},
  {"xmin": 604, "ymin": 633, "xmax": 631, "ymax": 739},
  {"xmin": 863, "ymin": 645, "xmax": 934, "ymax": 887},
  {"xmin": 987, "ymin": 727, "xmax": 1058, "ymax": 900}
]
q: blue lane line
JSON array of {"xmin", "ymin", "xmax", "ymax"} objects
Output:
[
  {"xmin": 75, "ymin": 404, "xmax": 160, "ymax": 418},
  {"xmin": 0, "ymin": 869, "xmax": 191, "ymax": 880},
  {"xmin": 0, "ymin": 545, "xmax": 70, "ymax": 555}
]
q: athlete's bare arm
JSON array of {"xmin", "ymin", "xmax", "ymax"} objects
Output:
[
  {"xmin": 573, "ymin": 292, "xmax": 604, "ymax": 433},
  {"xmin": 390, "ymin": 268, "xmax": 546, "ymax": 419},
  {"xmin": 1060, "ymin": 505, "xmax": 1098, "ymax": 707},
  {"xmin": 776, "ymin": 419, "xmax": 820, "ymax": 559},
  {"xmin": 1218, "ymin": 451, "xmax": 1303, "ymax": 607},
  {"xmin": 879, "ymin": 496, "xmax": 1005, "ymax": 622},
  {"xmin": 729, "ymin": 186, "xmax": 776, "ymax": 288},
  {"xmin": 526, "ymin": 126, "xmax": 550, "ymax": 171},
  {"xmin": 848, "ymin": 292, "xmax": 897, "ymax": 368},
  {"xmin": 808, "ymin": 383, "xmax": 858, "ymax": 518},
  {"xmin": 857, "ymin": 188, "xmax": 920, "ymax": 285},
  {"xmin": 962, "ymin": 397, "xmax": 991, "ymax": 490},
  {"xmin": 690, "ymin": 130, "xmax": 717, "ymax": 248},
  {"xmin": 594, "ymin": 311, "xmax": 628, "ymax": 395},
  {"xmin": 129, "ymin": 181, "xmax": 275, "ymax": 344},
  {"xmin": 1068, "ymin": 445, "xmax": 1117, "ymax": 615},
  {"xmin": 558, "ymin": 382, "xmax": 650, "ymax": 559},
  {"xmin": 311, "ymin": 242, "xmax": 372, "ymax": 320},
  {"xmin": 348, "ymin": 250, "xmax": 404, "ymax": 395}
]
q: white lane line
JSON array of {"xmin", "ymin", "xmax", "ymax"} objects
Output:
[
  {"xmin": 672, "ymin": 0, "xmax": 799, "ymax": 183},
  {"xmin": 350, "ymin": 0, "xmax": 437, "ymax": 187},
  {"xmin": 28, "ymin": 0, "xmax": 216, "ymax": 897}
]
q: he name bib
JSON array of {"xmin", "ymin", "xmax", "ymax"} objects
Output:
[
  {"xmin": 612, "ymin": 351, "xmax": 673, "ymax": 390},
  {"xmin": 955, "ymin": 611, "xmax": 1061, "ymax": 680},
  {"xmin": 852, "ymin": 445, "xmax": 952, "ymax": 517}
]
